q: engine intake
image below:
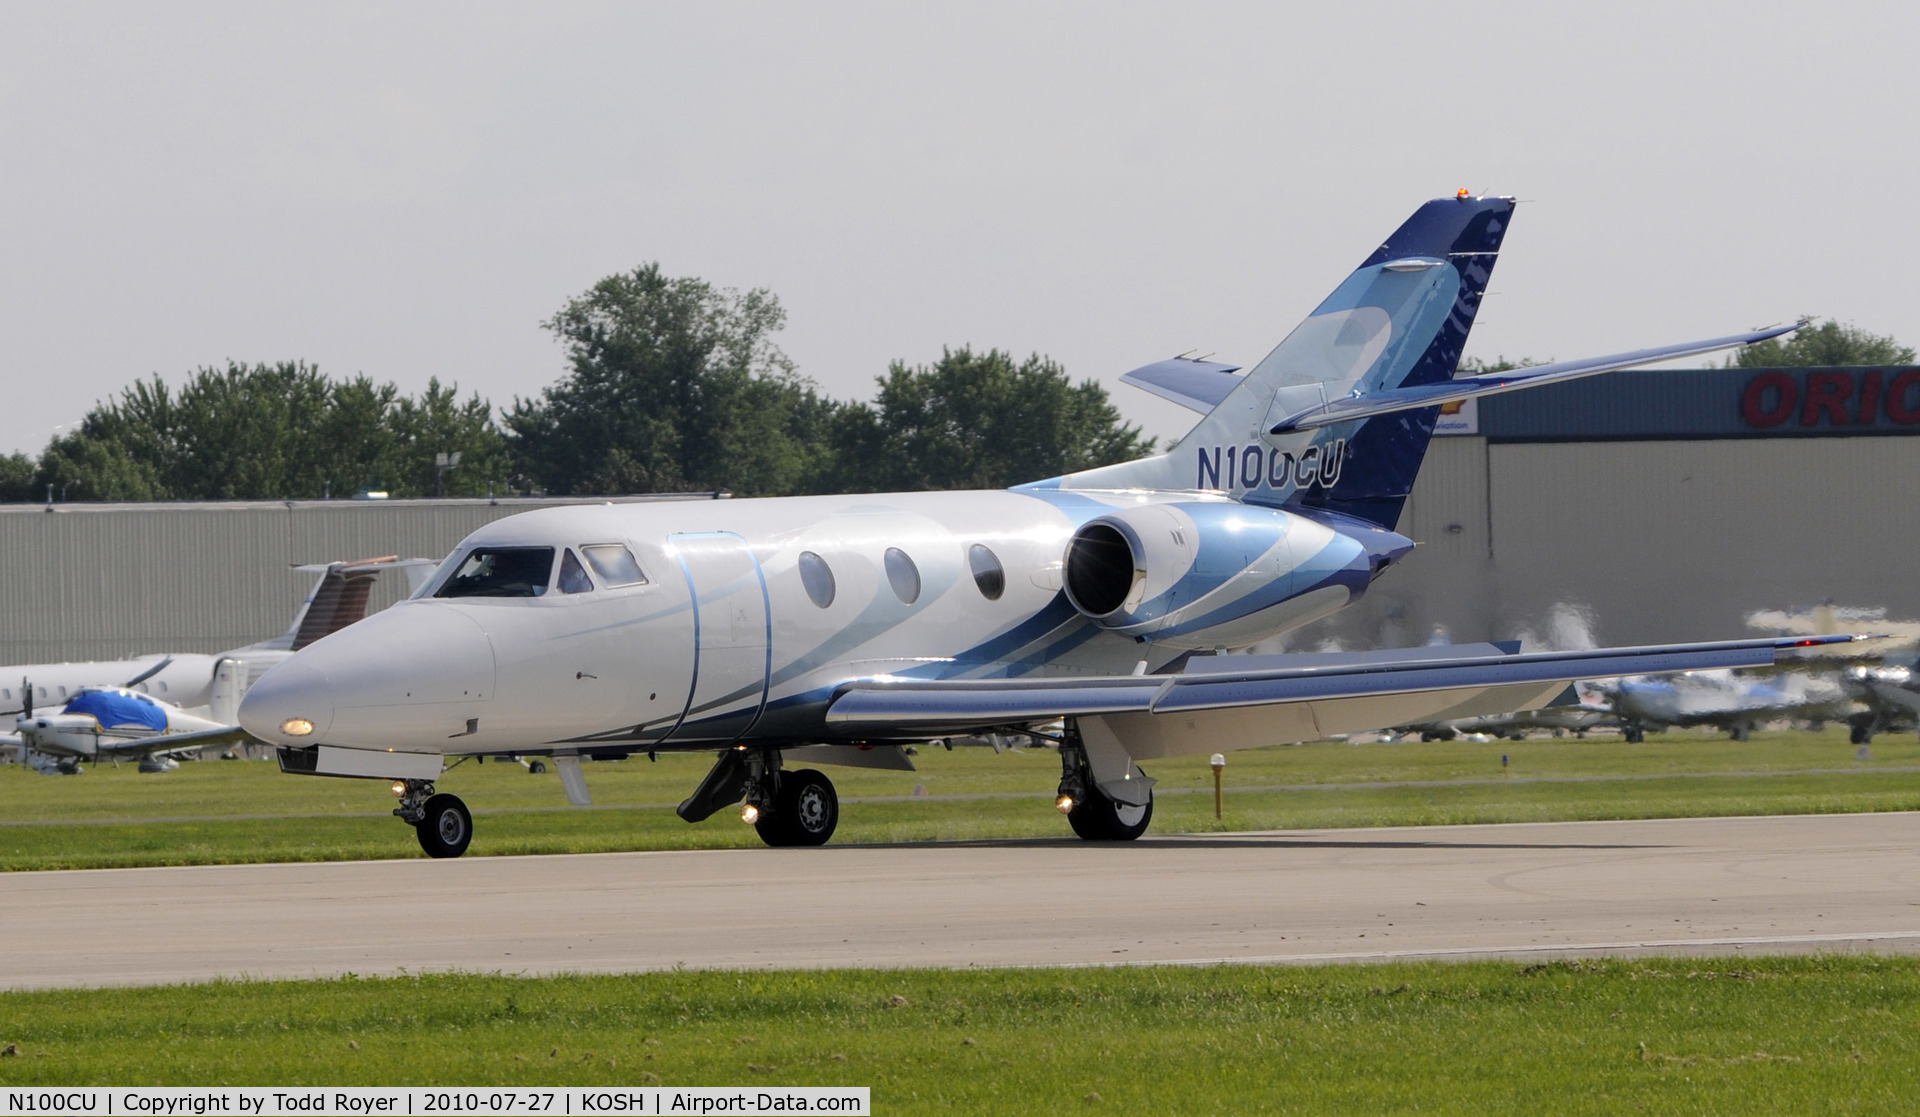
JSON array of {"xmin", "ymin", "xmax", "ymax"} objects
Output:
[
  {"xmin": 1059, "ymin": 501, "xmax": 1374, "ymax": 648},
  {"xmin": 1063, "ymin": 522, "xmax": 1139, "ymax": 618}
]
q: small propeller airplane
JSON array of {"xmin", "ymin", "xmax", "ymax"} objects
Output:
[
  {"xmin": 237, "ymin": 193, "xmax": 1855, "ymax": 857},
  {"xmin": 7, "ymin": 682, "xmax": 253, "ymax": 774}
]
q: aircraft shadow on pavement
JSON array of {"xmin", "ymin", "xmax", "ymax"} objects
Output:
[{"xmin": 816, "ymin": 834, "xmax": 1668, "ymax": 853}]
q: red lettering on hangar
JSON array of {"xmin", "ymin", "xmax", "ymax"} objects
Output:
[{"xmin": 1741, "ymin": 369, "xmax": 1920, "ymax": 429}]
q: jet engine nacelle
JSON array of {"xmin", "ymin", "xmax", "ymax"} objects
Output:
[{"xmin": 1060, "ymin": 501, "xmax": 1371, "ymax": 648}]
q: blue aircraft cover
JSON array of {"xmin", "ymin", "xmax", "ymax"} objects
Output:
[{"xmin": 64, "ymin": 690, "xmax": 169, "ymax": 732}]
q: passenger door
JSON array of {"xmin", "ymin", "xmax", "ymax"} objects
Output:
[{"xmin": 663, "ymin": 532, "xmax": 771, "ymax": 743}]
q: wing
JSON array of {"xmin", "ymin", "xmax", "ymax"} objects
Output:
[
  {"xmin": 94, "ymin": 725, "xmax": 255, "ymax": 759},
  {"xmin": 824, "ymin": 636, "xmax": 1856, "ymax": 757},
  {"xmin": 1268, "ymin": 324, "xmax": 1804, "ymax": 434}
]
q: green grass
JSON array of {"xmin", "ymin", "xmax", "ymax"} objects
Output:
[
  {"xmin": 3, "ymin": 728, "xmax": 1918, "ymax": 870},
  {"xmin": 1, "ymin": 958, "xmax": 1917, "ymax": 1113}
]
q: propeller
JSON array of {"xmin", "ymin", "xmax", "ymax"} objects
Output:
[{"xmin": 21, "ymin": 676, "xmax": 31, "ymax": 719}]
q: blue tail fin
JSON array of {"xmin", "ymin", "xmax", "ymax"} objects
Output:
[
  {"xmin": 1047, "ymin": 195, "xmax": 1512, "ymax": 529},
  {"xmin": 1284, "ymin": 196, "xmax": 1512, "ymax": 527},
  {"xmin": 1189, "ymin": 195, "xmax": 1512, "ymax": 527}
]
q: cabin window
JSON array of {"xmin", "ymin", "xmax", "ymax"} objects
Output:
[
  {"xmin": 557, "ymin": 549, "xmax": 594, "ymax": 594},
  {"xmin": 582, "ymin": 544, "xmax": 647, "ymax": 587},
  {"xmin": 798, "ymin": 551, "xmax": 835, "ymax": 609},
  {"xmin": 968, "ymin": 544, "xmax": 1005, "ymax": 601},
  {"xmin": 436, "ymin": 547, "xmax": 556, "ymax": 598},
  {"xmin": 884, "ymin": 547, "xmax": 921, "ymax": 604}
]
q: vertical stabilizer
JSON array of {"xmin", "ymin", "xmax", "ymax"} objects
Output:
[{"xmin": 1046, "ymin": 195, "xmax": 1513, "ymax": 528}]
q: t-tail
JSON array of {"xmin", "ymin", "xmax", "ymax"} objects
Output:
[
  {"xmin": 1043, "ymin": 193, "xmax": 1799, "ymax": 532},
  {"xmin": 1043, "ymin": 194, "xmax": 1515, "ymax": 528}
]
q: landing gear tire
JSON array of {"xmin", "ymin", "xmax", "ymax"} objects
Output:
[
  {"xmin": 415, "ymin": 793, "xmax": 473, "ymax": 858},
  {"xmin": 528, "ymin": 760, "xmax": 548, "ymax": 774},
  {"xmin": 1624, "ymin": 725, "xmax": 1646, "ymax": 744},
  {"xmin": 1068, "ymin": 786, "xmax": 1154, "ymax": 842},
  {"xmin": 1729, "ymin": 724, "xmax": 1752, "ymax": 742},
  {"xmin": 755, "ymin": 768, "xmax": 838, "ymax": 848}
]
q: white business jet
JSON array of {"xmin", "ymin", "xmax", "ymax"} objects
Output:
[{"xmin": 238, "ymin": 194, "xmax": 1847, "ymax": 857}]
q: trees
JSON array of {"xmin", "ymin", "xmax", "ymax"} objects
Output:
[
  {"xmin": 1730, "ymin": 319, "xmax": 1914, "ymax": 367},
  {"xmin": 17, "ymin": 267, "xmax": 1159, "ymax": 503},
  {"xmin": 826, "ymin": 347, "xmax": 1154, "ymax": 492},
  {"xmin": 506, "ymin": 264, "xmax": 838, "ymax": 497},
  {"xmin": 34, "ymin": 363, "xmax": 506, "ymax": 501}
]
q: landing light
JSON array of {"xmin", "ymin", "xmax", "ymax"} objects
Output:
[
  {"xmin": 281, "ymin": 718, "xmax": 314, "ymax": 737},
  {"xmin": 1055, "ymin": 795, "xmax": 1075, "ymax": 815},
  {"xmin": 391, "ymin": 781, "xmax": 407, "ymax": 797},
  {"xmin": 741, "ymin": 804, "xmax": 760, "ymax": 825}
]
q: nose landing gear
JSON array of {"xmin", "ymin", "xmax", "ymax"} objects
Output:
[{"xmin": 395, "ymin": 780, "xmax": 473, "ymax": 859}]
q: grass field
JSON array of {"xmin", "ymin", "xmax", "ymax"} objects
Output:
[
  {"xmin": 3, "ymin": 728, "xmax": 1918, "ymax": 870},
  {"xmin": 2, "ymin": 958, "xmax": 1918, "ymax": 1112}
]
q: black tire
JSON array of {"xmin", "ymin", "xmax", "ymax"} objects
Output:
[
  {"xmin": 416, "ymin": 793, "xmax": 473, "ymax": 858},
  {"xmin": 1730, "ymin": 724, "xmax": 1752, "ymax": 742},
  {"xmin": 1067, "ymin": 785, "xmax": 1154, "ymax": 841},
  {"xmin": 1849, "ymin": 724, "xmax": 1870, "ymax": 745},
  {"xmin": 755, "ymin": 768, "xmax": 838, "ymax": 848},
  {"xmin": 528, "ymin": 760, "xmax": 547, "ymax": 774},
  {"xmin": 1624, "ymin": 726, "xmax": 1645, "ymax": 744}
]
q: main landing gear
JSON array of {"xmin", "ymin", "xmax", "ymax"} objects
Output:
[
  {"xmin": 677, "ymin": 749, "xmax": 839, "ymax": 847},
  {"xmin": 396, "ymin": 780, "xmax": 472, "ymax": 859},
  {"xmin": 1055, "ymin": 720, "xmax": 1154, "ymax": 841}
]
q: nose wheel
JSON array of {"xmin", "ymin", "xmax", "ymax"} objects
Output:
[{"xmin": 396, "ymin": 781, "xmax": 474, "ymax": 858}]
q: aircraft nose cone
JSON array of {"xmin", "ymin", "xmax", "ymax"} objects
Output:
[{"xmin": 240, "ymin": 604, "xmax": 496, "ymax": 748}]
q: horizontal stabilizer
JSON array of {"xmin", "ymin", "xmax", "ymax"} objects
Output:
[
  {"xmin": 1268, "ymin": 323, "xmax": 1804, "ymax": 434},
  {"xmin": 824, "ymin": 635, "xmax": 1857, "ymax": 736},
  {"xmin": 1119, "ymin": 357, "xmax": 1243, "ymax": 413}
]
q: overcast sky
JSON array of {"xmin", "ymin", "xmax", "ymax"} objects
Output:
[{"xmin": 2, "ymin": 1, "xmax": 1914, "ymax": 458}]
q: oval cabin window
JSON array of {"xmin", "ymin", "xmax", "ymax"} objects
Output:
[
  {"xmin": 798, "ymin": 551, "xmax": 836, "ymax": 609},
  {"xmin": 968, "ymin": 544, "xmax": 1005, "ymax": 601},
  {"xmin": 884, "ymin": 548, "xmax": 921, "ymax": 604}
]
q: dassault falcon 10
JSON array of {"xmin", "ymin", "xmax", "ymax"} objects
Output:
[{"xmin": 238, "ymin": 194, "xmax": 1846, "ymax": 857}]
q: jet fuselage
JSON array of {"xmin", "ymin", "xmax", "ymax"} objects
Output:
[{"xmin": 239, "ymin": 486, "xmax": 1399, "ymax": 758}]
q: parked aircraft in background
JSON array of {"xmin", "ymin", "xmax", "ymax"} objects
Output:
[
  {"xmin": 1604, "ymin": 669, "xmax": 1854, "ymax": 742},
  {"xmin": 1404, "ymin": 680, "xmax": 1616, "ymax": 741},
  {"xmin": 1841, "ymin": 661, "xmax": 1920, "ymax": 743},
  {"xmin": 238, "ymin": 194, "xmax": 1846, "ymax": 858},
  {"xmin": 1, "ymin": 556, "xmax": 431, "ymax": 772},
  {"xmin": 8, "ymin": 685, "xmax": 252, "ymax": 774}
]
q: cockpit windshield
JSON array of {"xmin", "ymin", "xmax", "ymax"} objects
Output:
[{"xmin": 435, "ymin": 547, "xmax": 556, "ymax": 598}]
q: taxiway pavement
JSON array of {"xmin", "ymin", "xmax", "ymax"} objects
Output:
[{"xmin": 6, "ymin": 812, "xmax": 1920, "ymax": 989}]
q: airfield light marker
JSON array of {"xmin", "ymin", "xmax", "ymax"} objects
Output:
[{"xmin": 1210, "ymin": 753, "xmax": 1227, "ymax": 820}]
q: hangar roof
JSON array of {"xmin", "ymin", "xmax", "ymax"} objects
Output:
[{"xmin": 1476, "ymin": 366, "xmax": 1920, "ymax": 442}]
